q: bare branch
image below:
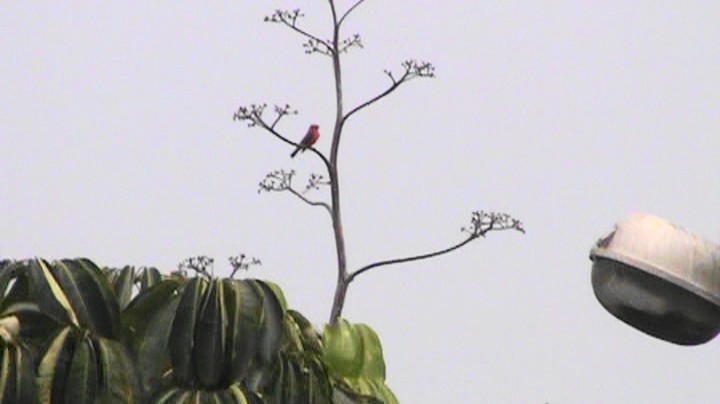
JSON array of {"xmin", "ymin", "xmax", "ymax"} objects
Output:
[
  {"xmin": 229, "ymin": 254, "xmax": 262, "ymax": 278},
  {"xmin": 347, "ymin": 211, "xmax": 524, "ymax": 282},
  {"xmin": 401, "ymin": 59, "xmax": 436, "ymax": 80},
  {"xmin": 265, "ymin": 9, "xmax": 334, "ymax": 56},
  {"xmin": 271, "ymin": 104, "xmax": 298, "ymax": 129},
  {"xmin": 258, "ymin": 169, "xmax": 333, "ymax": 216},
  {"xmin": 302, "ymin": 38, "xmax": 334, "ymax": 56},
  {"xmin": 328, "ymin": 0, "xmax": 339, "ymax": 25},
  {"xmin": 347, "ymin": 236, "xmax": 475, "ymax": 283},
  {"xmin": 233, "ymin": 103, "xmax": 298, "ymax": 130},
  {"xmin": 178, "ymin": 256, "xmax": 214, "ymax": 280},
  {"xmin": 258, "ymin": 169, "xmax": 295, "ymax": 193},
  {"xmin": 287, "ymin": 188, "xmax": 333, "ymax": 216},
  {"xmin": 233, "ymin": 103, "xmax": 268, "ymax": 128},
  {"xmin": 327, "ymin": 0, "xmax": 350, "ymax": 325},
  {"xmin": 342, "ymin": 59, "xmax": 436, "ymax": 124},
  {"xmin": 461, "ymin": 211, "xmax": 525, "ymax": 237},
  {"xmin": 338, "ymin": 0, "xmax": 368, "ymax": 27},
  {"xmin": 338, "ymin": 34, "xmax": 363, "ymax": 54},
  {"xmin": 233, "ymin": 103, "xmax": 332, "ymax": 173},
  {"xmin": 304, "ymin": 173, "xmax": 331, "ymax": 193}
]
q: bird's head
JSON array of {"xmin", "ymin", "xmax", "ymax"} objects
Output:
[{"xmin": 310, "ymin": 124, "xmax": 319, "ymax": 130}]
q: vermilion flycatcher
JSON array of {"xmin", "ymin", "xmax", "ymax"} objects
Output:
[{"xmin": 290, "ymin": 124, "xmax": 320, "ymax": 158}]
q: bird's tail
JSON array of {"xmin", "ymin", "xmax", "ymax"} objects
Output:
[{"xmin": 290, "ymin": 147, "xmax": 301, "ymax": 158}]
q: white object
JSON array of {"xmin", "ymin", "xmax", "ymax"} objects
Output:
[{"xmin": 590, "ymin": 213, "xmax": 720, "ymax": 345}]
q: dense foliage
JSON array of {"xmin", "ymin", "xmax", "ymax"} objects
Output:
[{"xmin": 0, "ymin": 258, "xmax": 396, "ymax": 403}]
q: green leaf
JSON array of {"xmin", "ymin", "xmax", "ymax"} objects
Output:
[
  {"xmin": 287, "ymin": 310, "xmax": 323, "ymax": 354},
  {"xmin": 36, "ymin": 326, "xmax": 75, "ymax": 403},
  {"xmin": 252, "ymin": 281, "xmax": 284, "ymax": 365},
  {"xmin": 261, "ymin": 353, "xmax": 334, "ymax": 404},
  {"xmin": 323, "ymin": 321, "xmax": 397, "ymax": 403},
  {"xmin": 28, "ymin": 259, "xmax": 75, "ymax": 326},
  {"xmin": 13, "ymin": 343, "xmax": 35, "ymax": 404},
  {"xmin": 122, "ymin": 278, "xmax": 182, "ymax": 336},
  {"xmin": 0, "ymin": 343, "xmax": 35, "ymax": 403},
  {"xmin": 58, "ymin": 258, "xmax": 121, "ymax": 338},
  {"xmin": 373, "ymin": 380, "xmax": 399, "ymax": 404},
  {"xmin": 169, "ymin": 277, "xmax": 208, "ymax": 386},
  {"xmin": 153, "ymin": 387, "xmax": 192, "ymax": 403},
  {"xmin": 261, "ymin": 281, "xmax": 288, "ymax": 312},
  {"xmin": 0, "ymin": 262, "xmax": 21, "ymax": 300},
  {"xmin": 0, "ymin": 265, "xmax": 32, "ymax": 312},
  {"xmin": 345, "ymin": 378, "xmax": 399, "ymax": 404},
  {"xmin": 322, "ymin": 319, "xmax": 363, "ymax": 379},
  {"xmin": 0, "ymin": 301, "xmax": 62, "ymax": 363},
  {"xmin": 64, "ymin": 335, "xmax": 98, "ymax": 404},
  {"xmin": 113, "ymin": 266, "xmax": 135, "ymax": 310},
  {"xmin": 95, "ymin": 338, "xmax": 139, "ymax": 403},
  {"xmin": 0, "ymin": 342, "xmax": 36, "ymax": 403},
  {"xmin": 139, "ymin": 267, "xmax": 162, "ymax": 292},
  {"xmin": 332, "ymin": 381, "xmax": 384, "ymax": 404},
  {"xmin": 0, "ymin": 345, "xmax": 12, "ymax": 401},
  {"xmin": 222, "ymin": 279, "xmax": 261, "ymax": 383},
  {"xmin": 122, "ymin": 279, "xmax": 182, "ymax": 402},
  {"xmin": 194, "ymin": 279, "xmax": 227, "ymax": 389},
  {"xmin": 36, "ymin": 327, "xmax": 139, "ymax": 403},
  {"xmin": 227, "ymin": 383, "xmax": 256, "ymax": 404},
  {"xmin": 304, "ymin": 357, "xmax": 334, "ymax": 404},
  {"xmin": 355, "ymin": 324, "xmax": 386, "ymax": 381}
]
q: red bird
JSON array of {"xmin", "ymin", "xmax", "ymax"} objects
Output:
[{"xmin": 290, "ymin": 124, "xmax": 320, "ymax": 158}]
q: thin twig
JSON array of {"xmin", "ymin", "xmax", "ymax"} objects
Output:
[
  {"xmin": 338, "ymin": 0, "xmax": 367, "ymax": 27},
  {"xmin": 233, "ymin": 104, "xmax": 333, "ymax": 173},
  {"xmin": 288, "ymin": 187, "xmax": 333, "ymax": 216},
  {"xmin": 342, "ymin": 60, "xmax": 435, "ymax": 125},
  {"xmin": 342, "ymin": 75, "xmax": 406, "ymax": 124},
  {"xmin": 347, "ymin": 211, "xmax": 524, "ymax": 282},
  {"xmin": 259, "ymin": 170, "xmax": 333, "ymax": 216},
  {"xmin": 338, "ymin": 34, "xmax": 363, "ymax": 54},
  {"xmin": 283, "ymin": 23, "xmax": 330, "ymax": 53},
  {"xmin": 229, "ymin": 254, "xmax": 262, "ymax": 279},
  {"xmin": 304, "ymin": 173, "xmax": 331, "ymax": 193},
  {"xmin": 347, "ymin": 236, "xmax": 475, "ymax": 282},
  {"xmin": 178, "ymin": 256, "xmax": 214, "ymax": 280},
  {"xmin": 266, "ymin": 9, "xmax": 334, "ymax": 55}
]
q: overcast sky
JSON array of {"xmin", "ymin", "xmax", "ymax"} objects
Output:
[{"xmin": 2, "ymin": 1, "xmax": 720, "ymax": 403}]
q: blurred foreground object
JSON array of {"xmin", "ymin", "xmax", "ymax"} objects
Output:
[{"xmin": 590, "ymin": 213, "xmax": 720, "ymax": 345}]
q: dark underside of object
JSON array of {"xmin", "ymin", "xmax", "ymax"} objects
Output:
[{"xmin": 592, "ymin": 257, "xmax": 720, "ymax": 345}]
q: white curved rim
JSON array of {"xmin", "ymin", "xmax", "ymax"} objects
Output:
[{"xmin": 591, "ymin": 246, "xmax": 720, "ymax": 307}]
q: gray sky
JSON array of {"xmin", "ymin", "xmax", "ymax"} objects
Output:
[{"xmin": 2, "ymin": 1, "xmax": 720, "ymax": 402}]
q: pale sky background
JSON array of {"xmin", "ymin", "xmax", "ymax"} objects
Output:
[{"xmin": 2, "ymin": 2, "xmax": 720, "ymax": 403}]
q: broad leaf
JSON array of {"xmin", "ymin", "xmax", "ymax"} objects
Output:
[
  {"xmin": 36, "ymin": 326, "xmax": 74, "ymax": 403},
  {"xmin": 169, "ymin": 277, "xmax": 207, "ymax": 386},
  {"xmin": 222, "ymin": 279, "xmax": 261, "ymax": 383},
  {"xmin": 322, "ymin": 319, "xmax": 363, "ymax": 379},
  {"xmin": 64, "ymin": 335, "xmax": 98, "ymax": 404},
  {"xmin": 112, "ymin": 266, "xmax": 135, "ymax": 310},
  {"xmin": 52, "ymin": 259, "xmax": 120, "ymax": 338},
  {"xmin": 194, "ymin": 279, "xmax": 227, "ymax": 389},
  {"xmin": 96, "ymin": 338, "xmax": 139, "ymax": 403},
  {"xmin": 28, "ymin": 260, "xmax": 75, "ymax": 326},
  {"xmin": 122, "ymin": 279, "xmax": 182, "ymax": 402}
]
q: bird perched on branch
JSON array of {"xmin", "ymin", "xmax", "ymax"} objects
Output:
[{"xmin": 291, "ymin": 124, "xmax": 320, "ymax": 158}]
